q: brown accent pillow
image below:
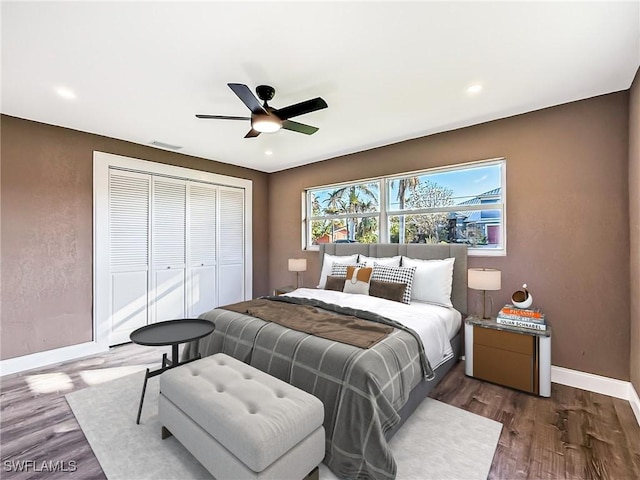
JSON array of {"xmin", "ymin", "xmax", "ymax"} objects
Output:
[
  {"xmin": 343, "ymin": 266, "xmax": 373, "ymax": 295},
  {"xmin": 325, "ymin": 275, "xmax": 346, "ymax": 291},
  {"xmin": 369, "ymin": 280, "xmax": 407, "ymax": 303}
]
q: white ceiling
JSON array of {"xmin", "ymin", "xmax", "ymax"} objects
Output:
[{"xmin": 2, "ymin": 1, "xmax": 639, "ymax": 173}]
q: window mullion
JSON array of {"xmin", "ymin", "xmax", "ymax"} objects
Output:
[
  {"xmin": 309, "ymin": 212, "xmax": 379, "ymax": 221},
  {"xmin": 387, "ymin": 203, "xmax": 503, "ymax": 217},
  {"xmin": 379, "ymin": 179, "xmax": 388, "ymax": 243}
]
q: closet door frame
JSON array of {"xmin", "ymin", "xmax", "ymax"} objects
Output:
[{"xmin": 94, "ymin": 151, "xmax": 252, "ymax": 349}]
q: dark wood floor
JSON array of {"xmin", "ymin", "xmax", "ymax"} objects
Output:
[
  {"xmin": 1, "ymin": 343, "xmax": 639, "ymax": 479},
  {"xmin": 430, "ymin": 363, "xmax": 640, "ymax": 480}
]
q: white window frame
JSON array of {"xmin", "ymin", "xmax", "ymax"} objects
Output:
[
  {"xmin": 304, "ymin": 178, "xmax": 384, "ymax": 246},
  {"xmin": 303, "ymin": 158, "xmax": 506, "ymax": 257}
]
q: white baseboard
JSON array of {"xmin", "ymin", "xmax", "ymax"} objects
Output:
[
  {"xmin": 551, "ymin": 365, "xmax": 630, "ymax": 399},
  {"xmin": 552, "ymin": 365, "xmax": 640, "ymax": 427},
  {"xmin": 0, "ymin": 341, "xmax": 109, "ymax": 377},
  {"xmin": 630, "ymin": 383, "xmax": 640, "ymax": 426}
]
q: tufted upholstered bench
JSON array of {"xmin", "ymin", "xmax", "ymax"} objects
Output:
[{"xmin": 158, "ymin": 353, "xmax": 325, "ymax": 480}]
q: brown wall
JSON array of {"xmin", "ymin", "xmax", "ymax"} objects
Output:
[
  {"xmin": 0, "ymin": 115, "xmax": 270, "ymax": 360},
  {"xmin": 269, "ymin": 92, "xmax": 631, "ymax": 381},
  {"xmin": 2, "ymin": 89, "xmax": 634, "ymax": 382},
  {"xmin": 630, "ymin": 67, "xmax": 640, "ymax": 394}
]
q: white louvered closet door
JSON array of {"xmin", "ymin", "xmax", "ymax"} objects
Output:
[
  {"xmin": 108, "ymin": 170, "xmax": 151, "ymax": 345},
  {"xmin": 187, "ymin": 182, "xmax": 217, "ymax": 317},
  {"xmin": 98, "ymin": 154, "xmax": 251, "ymax": 348},
  {"xmin": 151, "ymin": 177, "xmax": 187, "ymax": 323},
  {"xmin": 218, "ymin": 186, "xmax": 245, "ymax": 306}
]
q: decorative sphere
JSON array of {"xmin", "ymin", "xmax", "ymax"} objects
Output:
[{"xmin": 512, "ymin": 288, "xmax": 533, "ymax": 309}]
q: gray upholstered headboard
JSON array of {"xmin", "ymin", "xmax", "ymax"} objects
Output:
[{"xmin": 319, "ymin": 243, "xmax": 468, "ymax": 314}]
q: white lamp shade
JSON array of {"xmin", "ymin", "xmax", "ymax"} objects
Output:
[
  {"xmin": 468, "ymin": 268, "xmax": 501, "ymax": 291},
  {"xmin": 288, "ymin": 258, "xmax": 307, "ymax": 272}
]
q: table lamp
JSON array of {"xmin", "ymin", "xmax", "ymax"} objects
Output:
[
  {"xmin": 468, "ymin": 268, "xmax": 501, "ymax": 319},
  {"xmin": 288, "ymin": 258, "xmax": 307, "ymax": 289}
]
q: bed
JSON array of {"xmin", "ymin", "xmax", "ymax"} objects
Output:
[{"xmin": 184, "ymin": 243, "xmax": 467, "ymax": 480}]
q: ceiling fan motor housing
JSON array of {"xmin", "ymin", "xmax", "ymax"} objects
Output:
[{"xmin": 256, "ymin": 85, "xmax": 276, "ymax": 102}]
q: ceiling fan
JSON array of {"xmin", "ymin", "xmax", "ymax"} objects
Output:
[{"xmin": 196, "ymin": 83, "xmax": 328, "ymax": 138}]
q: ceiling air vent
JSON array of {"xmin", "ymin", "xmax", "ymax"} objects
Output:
[{"xmin": 150, "ymin": 140, "xmax": 183, "ymax": 150}]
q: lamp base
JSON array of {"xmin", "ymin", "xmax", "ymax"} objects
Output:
[{"xmin": 474, "ymin": 291, "xmax": 494, "ymax": 319}]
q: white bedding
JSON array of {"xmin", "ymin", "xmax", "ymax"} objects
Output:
[{"xmin": 284, "ymin": 288, "xmax": 461, "ymax": 369}]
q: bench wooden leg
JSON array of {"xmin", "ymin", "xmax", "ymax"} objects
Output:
[
  {"xmin": 303, "ymin": 466, "xmax": 319, "ymax": 480},
  {"xmin": 161, "ymin": 426, "xmax": 173, "ymax": 440}
]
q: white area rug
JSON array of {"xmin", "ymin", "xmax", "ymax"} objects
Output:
[{"xmin": 66, "ymin": 370, "xmax": 502, "ymax": 480}]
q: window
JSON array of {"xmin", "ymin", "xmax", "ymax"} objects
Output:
[
  {"xmin": 307, "ymin": 180, "xmax": 380, "ymax": 245},
  {"xmin": 304, "ymin": 158, "xmax": 506, "ymax": 256}
]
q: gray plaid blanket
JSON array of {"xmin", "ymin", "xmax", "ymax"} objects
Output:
[{"xmin": 184, "ymin": 296, "xmax": 433, "ymax": 480}]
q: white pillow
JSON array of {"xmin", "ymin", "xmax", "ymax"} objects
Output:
[
  {"xmin": 317, "ymin": 253, "xmax": 359, "ymax": 288},
  {"xmin": 358, "ymin": 255, "xmax": 401, "ymax": 268},
  {"xmin": 401, "ymin": 256, "xmax": 455, "ymax": 307}
]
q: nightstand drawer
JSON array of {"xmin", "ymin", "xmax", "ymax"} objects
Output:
[
  {"xmin": 473, "ymin": 344, "xmax": 535, "ymax": 392},
  {"xmin": 474, "ymin": 326, "xmax": 534, "ymax": 355},
  {"xmin": 465, "ymin": 317, "xmax": 551, "ymax": 397}
]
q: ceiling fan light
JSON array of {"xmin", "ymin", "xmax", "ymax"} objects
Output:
[{"xmin": 252, "ymin": 115, "xmax": 282, "ymax": 133}]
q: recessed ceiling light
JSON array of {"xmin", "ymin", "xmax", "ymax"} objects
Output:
[
  {"xmin": 467, "ymin": 84, "xmax": 483, "ymax": 94},
  {"xmin": 265, "ymin": 150, "xmax": 273, "ymax": 156},
  {"xmin": 55, "ymin": 87, "xmax": 76, "ymax": 99}
]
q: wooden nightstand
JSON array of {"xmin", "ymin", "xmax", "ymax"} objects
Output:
[
  {"xmin": 273, "ymin": 285, "xmax": 295, "ymax": 296},
  {"xmin": 464, "ymin": 315, "xmax": 551, "ymax": 397}
]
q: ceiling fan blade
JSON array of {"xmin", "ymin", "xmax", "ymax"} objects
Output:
[
  {"xmin": 274, "ymin": 97, "xmax": 328, "ymax": 120},
  {"xmin": 244, "ymin": 129, "xmax": 261, "ymax": 138},
  {"xmin": 196, "ymin": 114, "xmax": 250, "ymax": 120},
  {"xmin": 282, "ymin": 120, "xmax": 319, "ymax": 135},
  {"xmin": 228, "ymin": 83, "xmax": 268, "ymax": 115}
]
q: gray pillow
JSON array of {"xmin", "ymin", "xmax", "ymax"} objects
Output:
[
  {"xmin": 369, "ymin": 280, "xmax": 407, "ymax": 303},
  {"xmin": 324, "ymin": 275, "xmax": 346, "ymax": 291},
  {"xmin": 371, "ymin": 264, "xmax": 416, "ymax": 304}
]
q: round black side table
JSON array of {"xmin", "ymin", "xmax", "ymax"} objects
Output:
[{"xmin": 130, "ymin": 319, "xmax": 215, "ymax": 424}]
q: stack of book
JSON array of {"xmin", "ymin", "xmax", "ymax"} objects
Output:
[{"xmin": 497, "ymin": 304, "xmax": 547, "ymax": 330}]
